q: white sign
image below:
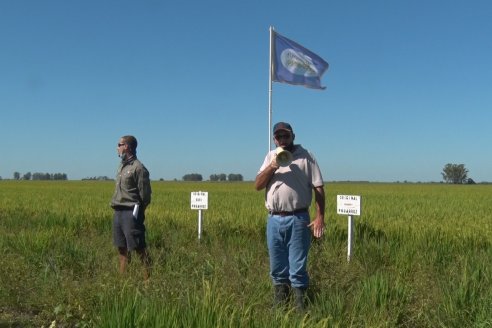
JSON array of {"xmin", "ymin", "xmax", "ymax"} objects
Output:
[
  {"xmin": 337, "ymin": 195, "xmax": 361, "ymax": 216},
  {"xmin": 191, "ymin": 191, "xmax": 208, "ymax": 210}
]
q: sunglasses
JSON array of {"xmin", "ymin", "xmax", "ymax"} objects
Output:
[
  {"xmin": 117, "ymin": 143, "xmax": 126, "ymax": 147},
  {"xmin": 275, "ymin": 134, "xmax": 291, "ymax": 140}
]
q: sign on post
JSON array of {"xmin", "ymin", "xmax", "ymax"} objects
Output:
[
  {"xmin": 191, "ymin": 191, "xmax": 208, "ymax": 240},
  {"xmin": 337, "ymin": 195, "xmax": 361, "ymax": 216},
  {"xmin": 337, "ymin": 195, "xmax": 361, "ymax": 262},
  {"xmin": 191, "ymin": 191, "xmax": 208, "ymax": 210}
]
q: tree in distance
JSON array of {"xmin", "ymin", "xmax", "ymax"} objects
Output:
[
  {"xmin": 210, "ymin": 173, "xmax": 243, "ymax": 181},
  {"xmin": 227, "ymin": 174, "xmax": 243, "ymax": 182},
  {"xmin": 210, "ymin": 174, "xmax": 226, "ymax": 181},
  {"xmin": 441, "ymin": 163, "xmax": 469, "ymax": 184},
  {"xmin": 183, "ymin": 173, "xmax": 203, "ymax": 181}
]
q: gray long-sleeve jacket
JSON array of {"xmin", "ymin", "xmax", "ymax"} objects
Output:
[{"xmin": 110, "ymin": 157, "xmax": 151, "ymax": 209}]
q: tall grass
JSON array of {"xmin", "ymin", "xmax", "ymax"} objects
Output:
[{"xmin": 0, "ymin": 181, "xmax": 491, "ymax": 327}]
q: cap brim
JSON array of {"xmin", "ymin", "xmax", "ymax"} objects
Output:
[{"xmin": 274, "ymin": 128, "xmax": 292, "ymax": 134}]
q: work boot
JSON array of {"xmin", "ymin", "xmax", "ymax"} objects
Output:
[
  {"xmin": 293, "ymin": 287, "xmax": 307, "ymax": 312},
  {"xmin": 273, "ymin": 284, "xmax": 290, "ymax": 308}
]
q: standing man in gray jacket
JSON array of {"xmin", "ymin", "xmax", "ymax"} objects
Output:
[{"xmin": 111, "ymin": 135, "xmax": 152, "ymax": 280}]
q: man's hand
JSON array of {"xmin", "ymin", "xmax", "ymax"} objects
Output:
[
  {"xmin": 308, "ymin": 216, "xmax": 325, "ymax": 238},
  {"xmin": 270, "ymin": 155, "xmax": 280, "ymax": 170},
  {"xmin": 309, "ymin": 186, "xmax": 325, "ymax": 238}
]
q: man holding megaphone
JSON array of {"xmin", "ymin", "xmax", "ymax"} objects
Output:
[{"xmin": 255, "ymin": 122, "xmax": 325, "ymax": 312}]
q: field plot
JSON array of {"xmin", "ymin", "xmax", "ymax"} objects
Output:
[{"xmin": 1, "ymin": 181, "xmax": 491, "ymax": 327}]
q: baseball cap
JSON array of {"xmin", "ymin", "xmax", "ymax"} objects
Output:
[{"xmin": 273, "ymin": 122, "xmax": 293, "ymax": 135}]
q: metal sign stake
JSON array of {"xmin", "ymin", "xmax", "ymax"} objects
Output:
[
  {"xmin": 347, "ymin": 215, "xmax": 354, "ymax": 262},
  {"xmin": 198, "ymin": 209, "xmax": 203, "ymax": 240}
]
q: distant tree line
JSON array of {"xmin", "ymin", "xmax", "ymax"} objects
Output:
[
  {"xmin": 226, "ymin": 174, "xmax": 243, "ymax": 182},
  {"xmin": 183, "ymin": 173, "xmax": 203, "ymax": 181},
  {"xmin": 4, "ymin": 164, "xmax": 483, "ymax": 184},
  {"xmin": 82, "ymin": 176, "xmax": 113, "ymax": 181},
  {"xmin": 182, "ymin": 173, "xmax": 244, "ymax": 182},
  {"xmin": 13, "ymin": 171, "xmax": 68, "ymax": 180},
  {"xmin": 209, "ymin": 174, "xmax": 227, "ymax": 181},
  {"xmin": 209, "ymin": 173, "xmax": 243, "ymax": 181}
]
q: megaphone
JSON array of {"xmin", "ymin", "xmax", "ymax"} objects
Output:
[{"xmin": 275, "ymin": 147, "xmax": 293, "ymax": 167}]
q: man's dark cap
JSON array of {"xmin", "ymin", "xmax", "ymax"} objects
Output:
[{"xmin": 273, "ymin": 122, "xmax": 293, "ymax": 135}]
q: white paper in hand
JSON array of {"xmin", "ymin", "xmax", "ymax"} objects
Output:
[{"xmin": 133, "ymin": 204, "xmax": 139, "ymax": 218}]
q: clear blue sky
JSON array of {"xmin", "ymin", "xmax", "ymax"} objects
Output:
[{"xmin": 1, "ymin": 0, "xmax": 491, "ymax": 182}]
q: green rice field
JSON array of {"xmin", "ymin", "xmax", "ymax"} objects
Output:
[{"xmin": 0, "ymin": 181, "xmax": 491, "ymax": 327}]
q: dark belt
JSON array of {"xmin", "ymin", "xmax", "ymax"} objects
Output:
[
  {"xmin": 113, "ymin": 205, "xmax": 133, "ymax": 211},
  {"xmin": 269, "ymin": 208, "xmax": 308, "ymax": 217}
]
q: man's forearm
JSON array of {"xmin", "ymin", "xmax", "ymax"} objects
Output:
[
  {"xmin": 314, "ymin": 186, "xmax": 325, "ymax": 218},
  {"xmin": 255, "ymin": 165, "xmax": 277, "ymax": 191}
]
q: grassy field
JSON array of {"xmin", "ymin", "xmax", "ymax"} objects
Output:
[{"xmin": 0, "ymin": 181, "xmax": 491, "ymax": 327}]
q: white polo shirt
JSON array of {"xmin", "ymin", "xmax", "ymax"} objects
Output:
[{"xmin": 257, "ymin": 145, "xmax": 324, "ymax": 212}]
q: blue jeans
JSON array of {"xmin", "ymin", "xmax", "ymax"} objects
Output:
[{"xmin": 266, "ymin": 212, "xmax": 311, "ymax": 288}]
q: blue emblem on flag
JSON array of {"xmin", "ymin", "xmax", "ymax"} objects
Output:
[{"xmin": 272, "ymin": 32, "xmax": 329, "ymax": 90}]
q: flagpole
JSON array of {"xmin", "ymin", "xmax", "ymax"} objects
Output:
[{"xmin": 268, "ymin": 26, "xmax": 274, "ymax": 151}]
